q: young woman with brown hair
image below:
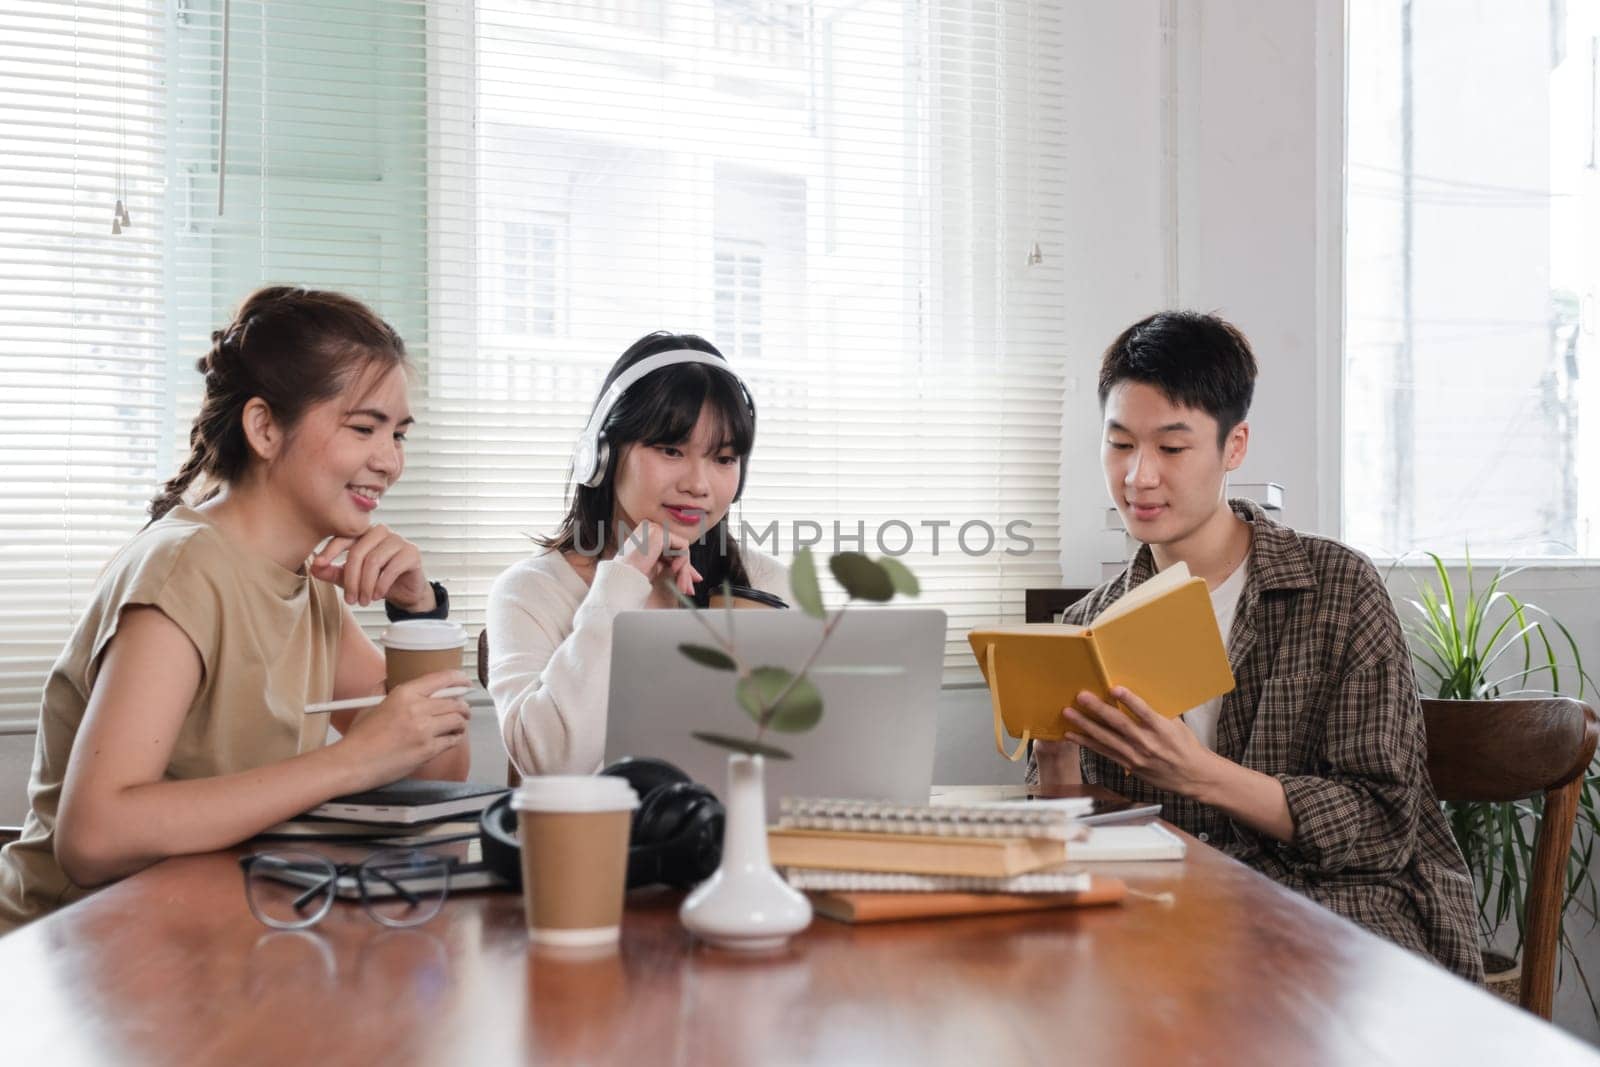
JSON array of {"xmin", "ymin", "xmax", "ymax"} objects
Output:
[{"xmin": 0, "ymin": 286, "xmax": 470, "ymax": 931}]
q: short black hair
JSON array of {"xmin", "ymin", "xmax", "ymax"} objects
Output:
[{"xmin": 1097, "ymin": 310, "xmax": 1257, "ymax": 446}]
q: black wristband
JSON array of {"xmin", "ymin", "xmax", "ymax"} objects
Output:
[{"xmin": 385, "ymin": 581, "xmax": 449, "ymax": 622}]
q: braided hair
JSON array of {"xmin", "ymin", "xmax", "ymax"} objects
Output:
[{"xmin": 147, "ymin": 286, "xmax": 408, "ymax": 523}]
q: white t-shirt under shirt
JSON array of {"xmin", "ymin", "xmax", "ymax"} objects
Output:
[{"xmin": 1177, "ymin": 554, "xmax": 1250, "ymax": 752}]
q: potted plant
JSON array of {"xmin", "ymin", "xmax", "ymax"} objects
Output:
[
  {"xmin": 672, "ymin": 548, "xmax": 920, "ymax": 949},
  {"xmin": 1400, "ymin": 550, "xmax": 1598, "ymax": 1013}
]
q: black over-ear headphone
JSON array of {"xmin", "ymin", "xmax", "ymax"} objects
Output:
[{"xmin": 479, "ymin": 757, "xmax": 725, "ymax": 891}]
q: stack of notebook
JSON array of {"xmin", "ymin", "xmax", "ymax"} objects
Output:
[
  {"xmin": 771, "ymin": 796, "xmax": 1136, "ymax": 924},
  {"xmin": 254, "ymin": 779, "xmax": 509, "ymax": 846}
]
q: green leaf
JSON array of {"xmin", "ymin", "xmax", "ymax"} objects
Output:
[
  {"xmin": 678, "ymin": 643, "xmax": 737, "ymax": 671},
  {"xmin": 829, "ymin": 552, "xmax": 894, "ymax": 602},
  {"xmin": 691, "ymin": 731, "xmax": 794, "ymax": 760},
  {"xmin": 877, "ymin": 556, "xmax": 920, "ymax": 597},
  {"xmin": 736, "ymin": 666, "xmax": 824, "ymax": 733},
  {"xmin": 790, "ymin": 547, "xmax": 826, "ymax": 619}
]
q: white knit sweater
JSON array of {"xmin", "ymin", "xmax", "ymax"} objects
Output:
[{"xmin": 486, "ymin": 547, "xmax": 789, "ymax": 775}]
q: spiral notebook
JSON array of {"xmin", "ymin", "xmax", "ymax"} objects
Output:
[{"xmin": 777, "ymin": 796, "xmax": 1094, "ymax": 840}]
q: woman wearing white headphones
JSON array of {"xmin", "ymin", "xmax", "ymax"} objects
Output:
[{"xmin": 486, "ymin": 332, "xmax": 788, "ymax": 776}]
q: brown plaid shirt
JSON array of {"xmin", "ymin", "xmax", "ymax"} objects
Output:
[{"xmin": 1029, "ymin": 501, "xmax": 1483, "ymax": 983}]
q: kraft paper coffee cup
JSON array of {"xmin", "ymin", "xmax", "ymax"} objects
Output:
[
  {"xmin": 513, "ymin": 776, "xmax": 638, "ymax": 946},
  {"xmin": 380, "ymin": 620, "xmax": 468, "ymax": 691}
]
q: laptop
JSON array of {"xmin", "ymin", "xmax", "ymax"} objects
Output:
[{"xmin": 606, "ymin": 607, "xmax": 947, "ymax": 808}]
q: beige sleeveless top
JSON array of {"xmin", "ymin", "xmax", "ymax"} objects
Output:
[{"xmin": 0, "ymin": 506, "xmax": 343, "ymax": 932}]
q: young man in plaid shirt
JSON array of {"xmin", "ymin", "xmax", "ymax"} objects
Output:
[{"xmin": 1031, "ymin": 311, "xmax": 1482, "ymax": 983}]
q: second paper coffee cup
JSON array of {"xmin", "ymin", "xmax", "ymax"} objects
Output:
[
  {"xmin": 380, "ymin": 619, "xmax": 468, "ymax": 690},
  {"xmin": 513, "ymin": 776, "xmax": 638, "ymax": 946}
]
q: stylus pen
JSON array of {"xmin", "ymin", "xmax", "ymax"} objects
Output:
[{"xmin": 306, "ymin": 686, "xmax": 474, "ymax": 715}]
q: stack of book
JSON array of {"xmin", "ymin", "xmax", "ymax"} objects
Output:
[
  {"xmin": 256, "ymin": 779, "xmax": 508, "ymax": 847},
  {"xmin": 770, "ymin": 796, "xmax": 1129, "ymax": 924}
]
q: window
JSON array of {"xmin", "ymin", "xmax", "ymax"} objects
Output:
[
  {"xmin": 440, "ymin": 0, "xmax": 1069, "ymax": 676},
  {"xmin": 713, "ymin": 0, "xmax": 808, "ymax": 67},
  {"xmin": 494, "ymin": 217, "xmax": 567, "ymax": 338},
  {"xmin": 714, "ymin": 241, "xmax": 764, "ymax": 360},
  {"xmin": 0, "ymin": 1, "xmax": 166, "ymax": 724},
  {"xmin": 1345, "ymin": 0, "xmax": 1600, "ymax": 558}
]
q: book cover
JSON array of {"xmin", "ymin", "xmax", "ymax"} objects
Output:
[
  {"xmin": 306, "ymin": 779, "xmax": 509, "ymax": 826},
  {"xmin": 253, "ymin": 818, "xmax": 482, "ymax": 844},
  {"xmin": 967, "ymin": 561, "xmax": 1234, "ymax": 759},
  {"xmin": 1069, "ymin": 823, "xmax": 1187, "ymax": 862},
  {"xmin": 810, "ymin": 878, "xmax": 1127, "ymax": 923},
  {"xmin": 767, "ymin": 828, "xmax": 1069, "ymax": 878},
  {"xmin": 780, "ymin": 867, "xmax": 1093, "ymax": 894}
]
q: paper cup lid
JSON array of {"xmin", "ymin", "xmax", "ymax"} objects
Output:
[
  {"xmin": 512, "ymin": 775, "xmax": 639, "ymax": 814},
  {"xmin": 380, "ymin": 619, "xmax": 468, "ymax": 651}
]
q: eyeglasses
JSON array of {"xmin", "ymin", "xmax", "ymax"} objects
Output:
[{"xmin": 238, "ymin": 848, "xmax": 450, "ymax": 929}]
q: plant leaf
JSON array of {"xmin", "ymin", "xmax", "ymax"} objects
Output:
[
  {"xmin": 691, "ymin": 731, "xmax": 794, "ymax": 760},
  {"xmin": 877, "ymin": 556, "xmax": 920, "ymax": 597},
  {"xmin": 736, "ymin": 666, "xmax": 824, "ymax": 733},
  {"xmin": 829, "ymin": 552, "xmax": 895, "ymax": 601},
  {"xmin": 678, "ymin": 643, "xmax": 737, "ymax": 671},
  {"xmin": 790, "ymin": 547, "xmax": 826, "ymax": 619}
]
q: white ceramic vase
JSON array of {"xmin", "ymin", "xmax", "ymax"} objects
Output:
[{"xmin": 679, "ymin": 753, "xmax": 812, "ymax": 951}]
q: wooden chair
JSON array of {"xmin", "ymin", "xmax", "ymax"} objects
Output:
[
  {"xmin": 1420, "ymin": 697, "xmax": 1600, "ymax": 1019},
  {"xmin": 477, "ymin": 628, "xmax": 521, "ymax": 788},
  {"xmin": 1024, "ymin": 588, "xmax": 1095, "ymax": 624},
  {"xmin": 476, "ymin": 628, "xmax": 490, "ymax": 690}
]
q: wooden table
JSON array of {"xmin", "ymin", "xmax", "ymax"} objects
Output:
[{"xmin": 1, "ymin": 791, "xmax": 1596, "ymax": 1067}]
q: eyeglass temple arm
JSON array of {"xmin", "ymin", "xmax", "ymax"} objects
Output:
[
  {"xmin": 364, "ymin": 866, "xmax": 423, "ymax": 906},
  {"xmin": 293, "ymin": 874, "xmax": 339, "ymax": 913}
]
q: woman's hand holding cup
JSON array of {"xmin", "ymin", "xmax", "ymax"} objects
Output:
[{"xmin": 338, "ymin": 669, "xmax": 471, "ymax": 789}]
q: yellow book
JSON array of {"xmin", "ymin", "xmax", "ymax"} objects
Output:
[
  {"xmin": 968, "ymin": 562, "xmax": 1235, "ymax": 760},
  {"xmin": 767, "ymin": 828, "xmax": 1069, "ymax": 878}
]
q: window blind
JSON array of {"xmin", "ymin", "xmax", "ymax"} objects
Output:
[
  {"xmin": 424, "ymin": 0, "xmax": 1069, "ymax": 679},
  {"xmin": 1, "ymin": 0, "xmax": 1068, "ymax": 725},
  {"xmin": 0, "ymin": 0, "xmax": 166, "ymax": 727},
  {"xmin": 160, "ymin": 0, "xmax": 435, "ymax": 695}
]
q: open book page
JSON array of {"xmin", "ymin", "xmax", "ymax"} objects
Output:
[
  {"xmin": 1090, "ymin": 560, "xmax": 1192, "ymax": 626},
  {"xmin": 967, "ymin": 622, "xmax": 1086, "ymax": 637},
  {"xmin": 970, "ymin": 561, "xmax": 1195, "ymax": 637}
]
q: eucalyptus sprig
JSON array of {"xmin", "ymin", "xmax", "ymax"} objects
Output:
[{"xmin": 675, "ymin": 548, "xmax": 919, "ymax": 760}]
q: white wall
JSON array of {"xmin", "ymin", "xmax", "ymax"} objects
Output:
[{"xmin": 1056, "ymin": 0, "xmax": 1342, "ymax": 579}]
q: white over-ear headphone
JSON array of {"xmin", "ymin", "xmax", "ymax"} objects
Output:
[{"xmin": 570, "ymin": 349, "xmax": 756, "ymax": 491}]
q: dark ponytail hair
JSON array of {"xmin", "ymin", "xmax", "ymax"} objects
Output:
[
  {"xmin": 541, "ymin": 331, "xmax": 757, "ymax": 602},
  {"xmin": 148, "ymin": 286, "xmax": 408, "ymax": 523}
]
